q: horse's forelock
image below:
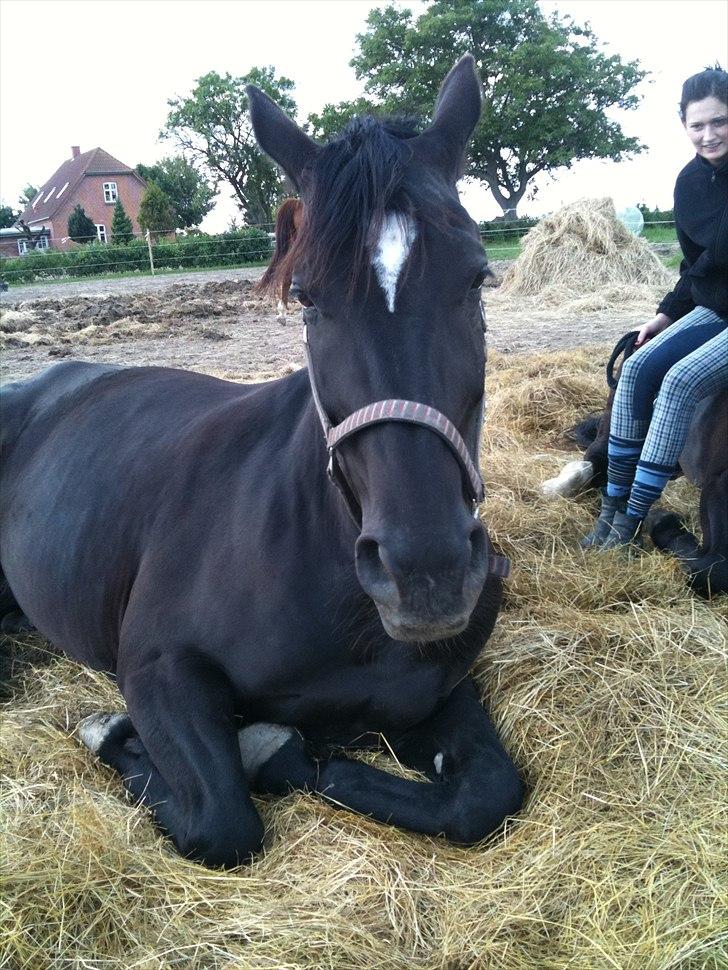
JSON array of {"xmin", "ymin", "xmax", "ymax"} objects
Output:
[{"xmin": 294, "ymin": 117, "xmax": 421, "ymax": 294}]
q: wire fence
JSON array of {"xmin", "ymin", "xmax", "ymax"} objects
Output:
[{"xmin": 0, "ymin": 218, "xmax": 678, "ymax": 287}]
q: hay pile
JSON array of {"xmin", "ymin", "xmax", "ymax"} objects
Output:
[
  {"xmin": 2, "ymin": 348, "xmax": 727, "ymax": 969},
  {"xmin": 496, "ymin": 198, "xmax": 673, "ymax": 315}
]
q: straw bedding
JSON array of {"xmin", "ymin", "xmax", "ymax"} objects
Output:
[
  {"xmin": 1, "ymin": 201, "xmax": 725, "ymax": 967},
  {"xmin": 2, "ymin": 342, "xmax": 726, "ymax": 969}
]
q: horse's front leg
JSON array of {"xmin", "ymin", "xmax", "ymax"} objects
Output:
[
  {"xmin": 78, "ymin": 652, "xmax": 266, "ymax": 868},
  {"xmin": 314, "ymin": 679, "xmax": 523, "ymax": 844}
]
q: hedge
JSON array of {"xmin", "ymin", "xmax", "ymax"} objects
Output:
[
  {"xmin": 478, "ymin": 215, "xmax": 539, "ymax": 243},
  {"xmin": 0, "ymin": 228, "xmax": 273, "ymax": 285}
]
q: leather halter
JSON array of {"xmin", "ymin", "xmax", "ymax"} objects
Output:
[{"xmin": 301, "ymin": 304, "xmax": 511, "ymax": 580}]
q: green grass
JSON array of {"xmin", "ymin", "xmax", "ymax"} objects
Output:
[{"xmin": 642, "ymin": 225, "xmax": 678, "ymax": 244}]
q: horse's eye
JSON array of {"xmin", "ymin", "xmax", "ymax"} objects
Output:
[
  {"xmin": 470, "ymin": 269, "xmax": 488, "ymax": 291},
  {"xmin": 291, "ymin": 286, "xmax": 314, "ymax": 308}
]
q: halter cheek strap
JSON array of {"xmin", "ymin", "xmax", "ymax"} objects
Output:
[{"xmin": 302, "ymin": 312, "xmax": 510, "ymax": 580}]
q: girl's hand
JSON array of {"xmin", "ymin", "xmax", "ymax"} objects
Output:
[{"xmin": 635, "ymin": 313, "xmax": 673, "ymax": 348}]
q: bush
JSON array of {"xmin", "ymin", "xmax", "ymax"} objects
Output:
[
  {"xmin": 0, "ymin": 228, "xmax": 273, "ymax": 284},
  {"xmin": 478, "ymin": 215, "xmax": 539, "ymax": 243},
  {"xmin": 638, "ymin": 204, "xmax": 675, "ymax": 226}
]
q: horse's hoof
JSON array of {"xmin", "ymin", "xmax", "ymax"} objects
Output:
[
  {"xmin": 237, "ymin": 722, "xmax": 298, "ymax": 782},
  {"xmin": 0, "ymin": 610, "xmax": 35, "ymax": 634},
  {"xmin": 542, "ymin": 460, "xmax": 594, "ymax": 498},
  {"xmin": 645, "ymin": 510, "xmax": 683, "ymax": 546},
  {"xmin": 77, "ymin": 712, "xmax": 128, "ymax": 755}
]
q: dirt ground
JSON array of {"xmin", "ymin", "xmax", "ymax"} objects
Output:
[{"xmin": 0, "ymin": 263, "xmax": 673, "ymax": 385}]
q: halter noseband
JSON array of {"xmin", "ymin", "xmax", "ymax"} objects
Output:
[{"xmin": 302, "ymin": 307, "xmax": 510, "ymax": 580}]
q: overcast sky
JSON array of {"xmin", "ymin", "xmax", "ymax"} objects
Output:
[{"xmin": 1, "ymin": 0, "xmax": 726, "ymax": 232}]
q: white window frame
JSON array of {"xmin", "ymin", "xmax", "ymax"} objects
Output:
[
  {"xmin": 103, "ymin": 181, "xmax": 118, "ymax": 204},
  {"xmin": 36, "ymin": 235, "xmax": 50, "ymax": 251},
  {"xmin": 17, "ymin": 239, "xmax": 28, "ymax": 255},
  {"xmin": 95, "ymin": 224, "xmax": 107, "ymax": 243}
]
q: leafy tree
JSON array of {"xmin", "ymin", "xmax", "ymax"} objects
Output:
[
  {"xmin": 138, "ymin": 182, "xmax": 176, "ymax": 239},
  {"xmin": 161, "ymin": 66, "xmax": 298, "ymax": 225},
  {"xmin": 111, "ymin": 198, "xmax": 135, "ymax": 243},
  {"xmin": 313, "ymin": 0, "xmax": 647, "ymax": 219},
  {"xmin": 135, "ymin": 156, "xmax": 216, "ymax": 229},
  {"xmin": 18, "ymin": 185, "xmax": 38, "ymax": 209},
  {"xmin": 67, "ymin": 204, "xmax": 98, "ymax": 244},
  {"xmin": 0, "ymin": 204, "xmax": 17, "ymax": 228}
]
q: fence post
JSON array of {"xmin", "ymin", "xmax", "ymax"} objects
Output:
[{"xmin": 145, "ymin": 229, "xmax": 155, "ymax": 276}]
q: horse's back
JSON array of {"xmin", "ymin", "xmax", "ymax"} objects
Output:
[
  {"xmin": 0, "ymin": 360, "xmax": 299, "ymax": 666},
  {"xmin": 1, "ymin": 361, "xmax": 122, "ymax": 457}
]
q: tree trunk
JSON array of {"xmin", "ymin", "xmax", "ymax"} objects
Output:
[{"xmin": 484, "ymin": 174, "xmax": 526, "ymax": 222}]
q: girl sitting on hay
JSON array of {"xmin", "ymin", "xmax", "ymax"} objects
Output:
[{"xmin": 582, "ymin": 66, "xmax": 728, "ymax": 550}]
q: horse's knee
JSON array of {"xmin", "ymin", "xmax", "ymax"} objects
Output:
[
  {"xmin": 180, "ymin": 807, "xmax": 265, "ymax": 868},
  {"xmin": 445, "ymin": 765, "xmax": 524, "ymax": 845}
]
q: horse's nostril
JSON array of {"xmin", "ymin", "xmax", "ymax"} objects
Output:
[{"xmin": 355, "ymin": 536, "xmax": 399, "ymax": 605}]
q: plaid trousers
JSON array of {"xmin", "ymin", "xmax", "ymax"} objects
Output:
[{"xmin": 607, "ymin": 306, "xmax": 728, "ymax": 518}]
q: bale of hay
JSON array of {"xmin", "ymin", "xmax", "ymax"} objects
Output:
[
  {"xmin": 1, "ymin": 347, "xmax": 726, "ymax": 969},
  {"xmin": 500, "ymin": 198, "xmax": 673, "ymax": 306}
]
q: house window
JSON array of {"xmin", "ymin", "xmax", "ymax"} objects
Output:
[
  {"xmin": 17, "ymin": 239, "xmax": 28, "ymax": 255},
  {"xmin": 57, "ymin": 181, "xmax": 69, "ymax": 199},
  {"xmin": 43, "ymin": 186, "xmax": 56, "ymax": 203},
  {"xmin": 103, "ymin": 182, "xmax": 118, "ymax": 204},
  {"xmin": 36, "ymin": 235, "xmax": 50, "ymax": 250},
  {"xmin": 95, "ymin": 224, "xmax": 107, "ymax": 243}
]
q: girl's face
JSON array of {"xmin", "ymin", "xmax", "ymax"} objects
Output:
[{"xmin": 684, "ymin": 96, "xmax": 728, "ymax": 165}]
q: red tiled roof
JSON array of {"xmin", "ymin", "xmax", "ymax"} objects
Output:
[{"xmin": 20, "ymin": 148, "xmax": 145, "ymax": 224}]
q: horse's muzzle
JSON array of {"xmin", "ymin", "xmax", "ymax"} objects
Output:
[{"xmin": 355, "ymin": 518, "xmax": 490, "ymax": 642}]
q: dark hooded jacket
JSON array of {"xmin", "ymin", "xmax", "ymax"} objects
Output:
[{"xmin": 657, "ymin": 153, "xmax": 728, "ymax": 321}]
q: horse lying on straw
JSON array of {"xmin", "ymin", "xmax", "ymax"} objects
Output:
[
  {"xmin": 543, "ymin": 331, "xmax": 728, "ymax": 596},
  {"xmin": 0, "ymin": 56, "xmax": 523, "ymax": 869}
]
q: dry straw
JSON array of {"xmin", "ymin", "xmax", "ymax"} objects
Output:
[
  {"xmin": 497, "ymin": 197, "xmax": 674, "ymax": 314},
  {"xmin": 2, "ymin": 341, "xmax": 726, "ymax": 969}
]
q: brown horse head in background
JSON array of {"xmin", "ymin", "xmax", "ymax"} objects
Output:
[{"xmin": 258, "ymin": 197, "xmax": 304, "ymax": 318}]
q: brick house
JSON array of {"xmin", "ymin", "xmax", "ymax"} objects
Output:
[
  {"xmin": 15, "ymin": 146, "xmax": 147, "ymax": 252},
  {"xmin": 0, "ymin": 225, "xmax": 51, "ymax": 258}
]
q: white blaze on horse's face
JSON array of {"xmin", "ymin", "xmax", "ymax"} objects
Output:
[{"xmin": 372, "ymin": 212, "xmax": 417, "ymax": 313}]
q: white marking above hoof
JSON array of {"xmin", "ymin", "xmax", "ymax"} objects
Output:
[
  {"xmin": 541, "ymin": 460, "xmax": 594, "ymax": 498},
  {"xmin": 77, "ymin": 712, "xmax": 127, "ymax": 754},
  {"xmin": 238, "ymin": 722, "xmax": 296, "ymax": 781},
  {"xmin": 276, "ymin": 300, "xmax": 287, "ymax": 325}
]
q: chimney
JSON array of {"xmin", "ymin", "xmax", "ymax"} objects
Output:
[{"xmin": 72, "ymin": 146, "xmax": 80, "ymax": 159}]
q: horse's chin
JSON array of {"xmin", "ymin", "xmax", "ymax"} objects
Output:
[{"xmin": 376, "ymin": 607, "xmax": 470, "ymax": 644}]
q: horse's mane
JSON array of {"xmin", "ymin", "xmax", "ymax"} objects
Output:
[{"xmin": 260, "ymin": 116, "xmax": 424, "ymax": 299}]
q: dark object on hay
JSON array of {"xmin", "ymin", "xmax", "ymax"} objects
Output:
[{"xmin": 0, "ymin": 57, "xmax": 523, "ymax": 869}]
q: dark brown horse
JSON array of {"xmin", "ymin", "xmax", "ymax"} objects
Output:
[
  {"xmin": 1, "ymin": 57, "xmax": 523, "ymax": 869},
  {"xmin": 543, "ymin": 331, "xmax": 728, "ymax": 596}
]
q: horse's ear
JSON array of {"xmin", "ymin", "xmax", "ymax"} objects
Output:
[
  {"xmin": 246, "ymin": 86, "xmax": 319, "ymax": 191},
  {"xmin": 414, "ymin": 55, "xmax": 482, "ymax": 183}
]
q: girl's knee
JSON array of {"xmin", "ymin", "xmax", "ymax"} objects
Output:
[{"xmin": 659, "ymin": 363, "xmax": 700, "ymax": 403}]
